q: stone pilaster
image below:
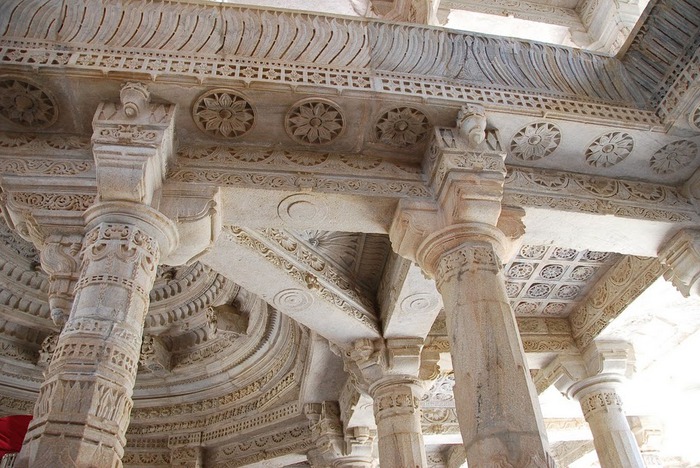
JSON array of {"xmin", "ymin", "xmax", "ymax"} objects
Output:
[
  {"xmin": 346, "ymin": 338, "xmax": 426, "ymax": 468},
  {"xmin": 16, "ymin": 82, "xmax": 179, "ymax": 467},
  {"xmin": 305, "ymin": 401, "xmax": 376, "ymax": 468},
  {"xmin": 390, "ymin": 105, "xmax": 553, "ymax": 467},
  {"xmin": 549, "ymin": 341, "xmax": 644, "ymax": 468}
]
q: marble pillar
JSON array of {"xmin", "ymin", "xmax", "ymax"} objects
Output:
[
  {"xmin": 569, "ymin": 376, "xmax": 644, "ymax": 468},
  {"xmin": 347, "ymin": 339, "xmax": 426, "ymax": 468},
  {"xmin": 418, "ymin": 228, "xmax": 553, "ymax": 467},
  {"xmin": 17, "ymin": 204, "xmax": 177, "ymax": 467},
  {"xmin": 370, "ymin": 377, "xmax": 426, "ymax": 468}
]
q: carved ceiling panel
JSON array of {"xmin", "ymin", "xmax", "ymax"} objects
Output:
[{"xmin": 505, "ymin": 244, "xmax": 619, "ymax": 317}]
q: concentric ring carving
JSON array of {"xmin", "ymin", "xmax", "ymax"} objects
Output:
[
  {"xmin": 0, "ymin": 78, "xmax": 58, "ymax": 129},
  {"xmin": 285, "ymin": 98, "xmax": 344, "ymax": 144},
  {"xmin": 375, "ymin": 107, "xmax": 430, "ymax": 147},
  {"xmin": 193, "ymin": 89, "xmax": 255, "ymax": 138},
  {"xmin": 585, "ymin": 132, "xmax": 634, "ymax": 168},
  {"xmin": 509, "ymin": 121, "xmax": 561, "ymax": 161},
  {"xmin": 400, "ymin": 293, "xmax": 439, "ymax": 314},
  {"xmin": 649, "ymin": 140, "xmax": 697, "ymax": 175},
  {"xmin": 273, "ymin": 289, "xmax": 314, "ymax": 312},
  {"xmin": 277, "ymin": 194, "xmax": 329, "ymax": 224}
]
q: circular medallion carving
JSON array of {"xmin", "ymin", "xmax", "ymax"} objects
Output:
[
  {"xmin": 519, "ymin": 245, "xmax": 547, "ymax": 259},
  {"xmin": 551, "ymin": 248, "xmax": 577, "ymax": 260},
  {"xmin": 526, "ymin": 283, "xmax": 552, "ymax": 298},
  {"xmin": 285, "ymin": 99, "xmax": 344, "ymax": 144},
  {"xmin": 375, "ymin": 107, "xmax": 430, "ymax": 147},
  {"xmin": 505, "ymin": 282, "xmax": 522, "ymax": 298},
  {"xmin": 509, "ymin": 122, "xmax": 561, "ymax": 161},
  {"xmin": 540, "ymin": 264, "xmax": 564, "ymax": 280},
  {"xmin": 193, "ymin": 89, "xmax": 255, "ymax": 138},
  {"xmin": 514, "ymin": 302, "xmax": 538, "ymax": 315},
  {"xmin": 585, "ymin": 132, "xmax": 634, "ymax": 168},
  {"xmin": 570, "ymin": 266, "xmax": 595, "ymax": 281},
  {"xmin": 543, "ymin": 303, "xmax": 567, "ymax": 316},
  {"xmin": 400, "ymin": 293, "xmax": 439, "ymax": 314},
  {"xmin": 507, "ymin": 263, "xmax": 534, "ymax": 279},
  {"xmin": 556, "ymin": 285, "xmax": 581, "ymax": 299},
  {"xmin": 649, "ymin": 140, "xmax": 697, "ymax": 175},
  {"xmin": 273, "ymin": 289, "xmax": 314, "ymax": 312},
  {"xmin": 583, "ymin": 250, "xmax": 610, "ymax": 262},
  {"xmin": 277, "ymin": 194, "xmax": 329, "ymax": 224},
  {"xmin": 0, "ymin": 78, "xmax": 57, "ymax": 128}
]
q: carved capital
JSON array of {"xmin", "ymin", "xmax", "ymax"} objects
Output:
[
  {"xmin": 457, "ymin": 104, "xmax": 487, "ymax": 147},
  {"xmin": 92, "ymin": 82, "xmax": 176, "ymax": 205},
  {"xmin": 658, "ymin": 228, "xmax": 700, "ymax": 297}
]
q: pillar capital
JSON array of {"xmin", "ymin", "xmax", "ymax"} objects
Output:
[{"xmin": 659, "ymin": 228, "xmax": 700, "ymax": 297}]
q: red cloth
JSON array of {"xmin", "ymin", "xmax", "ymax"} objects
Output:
[{"xmin": 0, "ymin": 415, "xmax": 32, "ymax": 457}]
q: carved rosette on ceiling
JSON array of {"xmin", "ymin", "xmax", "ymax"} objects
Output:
[
  {"xmin": 585, "ymin": 131, "xmax": 634, "ymax": 168},
  {"xmin": 285, "ymin": 99, "xmax": 345, "ymax": 144},
  {"xmin": 0, "ymin": 78, "xmax": 57, "ymax": 129},
  {"xmin": 374, "ymin": 107, "xmax": 429, "ymax": 147},
  {"xmin": 192, "ymin": 88, "xmax": 255, "ymax": 138},
  {"xmin": 509, "ymin": 121, "xmax": 561, "ymax": 161},
  {"xmin": 649, "ymin": 140, "xmax": 697, "ymax": 175}
]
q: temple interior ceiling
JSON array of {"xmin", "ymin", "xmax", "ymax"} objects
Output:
[{"xmin": 0, "ymin": 0, "xmax": 699, "ymax": 466}]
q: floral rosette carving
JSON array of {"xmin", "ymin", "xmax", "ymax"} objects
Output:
[
  {"xmin": 509, "ymin": 122, "xmax": 561, "ymax": 160},
  {"xmin": 649, "ymin": 140, "xmax": 697, "ymax": 175},
  {"xmin": 193, "ymin": 89, "xmax": 255, "ymax": 138},
  {"xmin": 585, "ymin": 132, "xmax": 634, "ymax": 168},
  {"xmin": 0, "ymin": 78, "xmax": 58, "ymax": 128},
  {"xmin": 374, "ymin": 107, "xmax": 429, "ymax": 147},
  {"xmin": 285, "ymin": 99, "xmax": 345, "ymax": 144}
]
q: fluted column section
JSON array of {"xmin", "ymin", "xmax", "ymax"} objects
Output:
[
  {"xmin": 418, "ymin": 228, "xmax": 552, "ymax": 467},
  {"xmin": 370, "ymin": 377, "xmax": 426, "ymax": 468},
  {"xmin": 18, "ymin": 205, "xmax": 177, "ymax": 467},
  {"xmin": 569, "ymin": 376, "xmax": 644, "ymax": 468}
]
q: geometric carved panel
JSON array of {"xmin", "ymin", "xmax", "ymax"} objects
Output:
[{"xmin": 505, "ymin": 245, "xmax": 619, "ymax": 317}]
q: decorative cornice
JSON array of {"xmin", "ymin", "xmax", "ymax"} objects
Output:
[{"xmin": 0, "ymin": 0, "xmax": 660, "ymax": 124}]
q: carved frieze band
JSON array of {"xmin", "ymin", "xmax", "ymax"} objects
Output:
[
  {"xmin": 436, "ymin": 244, "xmax": 501, "ymax": 285},
  {"xmin": 568, "ymin": 256, "xmax": 665, "ymax": 349},
  {"xmin": 578, "ymin": 390, "xmax": 624, "ymax": 419},
  {"xmin": 0, "ymin": 0, "xmax": 661, "ymax": 126},
  {"xmin": 503, "ymin": 167, "xmax": 697, "ymax": 223}
]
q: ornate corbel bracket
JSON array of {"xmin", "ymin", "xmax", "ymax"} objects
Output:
[
  {"xmin": 345, "ymin": 338, "xmax": 423, "ymax": 392},
  {"xmin": 658, "ymin": 228, "xmax": 700, "ymax": 297},
  {"xmin": 158, "ymin": 183, "xmax": 222, "ymax": 266},
  {"xmin": 139, "ymin": 334, "xmax": 172, "ymax": 377},
  {"xmin": 40, "ymin": 234, "xmax": 82, "ymax": 327},
  {"xmin": 92, "ymin": 82, "xmax": 176, "ymax": 205}
]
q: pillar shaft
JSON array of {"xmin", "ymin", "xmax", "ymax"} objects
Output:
[
  {"xmin": 424, "ymin": 236, "xmax": 552, "ymax": 467},
  {"xmin": 572, "ymin": 378, "xmax": 644, "ymax": 468},
  {"xmin": 18, "ymin": 207, "xmax": 175, "ymax": 467},
  {"xmin": 370, "ymin": 378, "xmax": 426, "ymax": 468}
]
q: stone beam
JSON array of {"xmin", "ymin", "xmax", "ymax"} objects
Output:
[
  {"xmin": 377, "ymin": 253, "xmax": 443, "ymax": 339},
  {"xmin": 200, "ymin": 227, "xmax": 381, "ymax": 345}
]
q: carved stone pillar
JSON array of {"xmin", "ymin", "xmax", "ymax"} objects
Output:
[
  {"xmin": 305, "ymin": 401, "xmax": 376, "ymax": 468},
  {"xmin": 346, "ymin": 339, "xmax": 426, "ymax": 468},
  {"xmin": 550, "ymin": 341, "xmax": 644, "ymax": 468},
  {"xmin": 569, "ymin": 376, "xmax": 643, "ymax": 468},
  {"xmin": 17, "ymin": 82, "xmax": 179, "ymax": 467},
  {"xmin": 390, "ymin": 105, "xmax": 553, "ymax": 467},
  {"xmin": 18, "ymin": 207, "xmax": 177, "ymax": 466}
]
